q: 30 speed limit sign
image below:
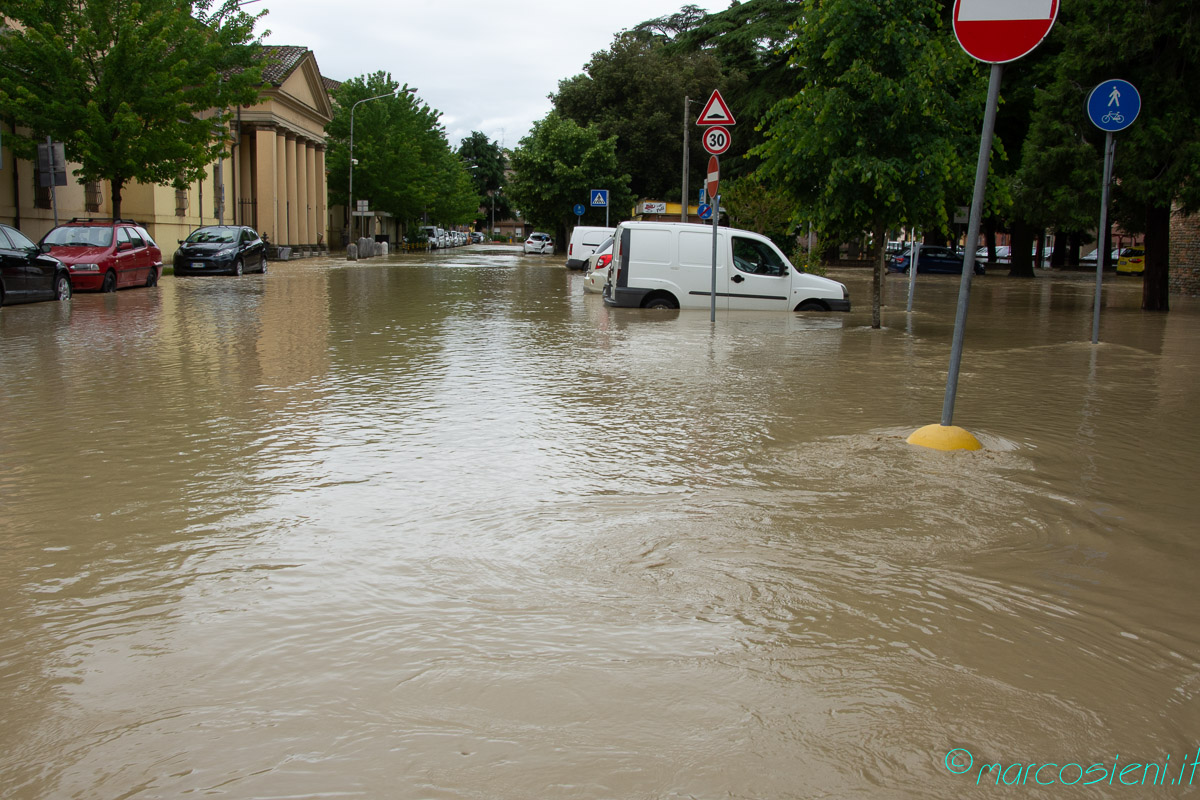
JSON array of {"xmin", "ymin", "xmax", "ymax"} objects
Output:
[{"xmin": 702, "ymin": 126, "xmax": 731, "ymax": 155}]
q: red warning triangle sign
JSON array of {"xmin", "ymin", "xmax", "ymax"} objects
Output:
[{"xmin": 697, "ymin": 90, "xmax": 735, "ymax": 126}]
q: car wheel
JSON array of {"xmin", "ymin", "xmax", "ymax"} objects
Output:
[
  {"xmin": 234, "ymin": 259, "xmax": 243, "ymax": 277},
  {"xmin": 260, "ymin": 256, "xmax": 268, "ymax": 275},
  {"xmin": 101, "ymin": 270, "xmax": 117, "ymax": 292},
  {"xmin": 55, "ymin": 273, "xmax": 72, "ymax": 301},
  {"xmin": 644, "ymin": 296, "xmax": 678, "ymax": 310},
  {"xmin": 797, "ymin": 300, "xmax": 827, "ymax": 312},
  {"xmin": 145, "ymin": 266, "xmax": 158, "ymax": 287}
]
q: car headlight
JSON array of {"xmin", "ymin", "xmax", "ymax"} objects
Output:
[{"xmin": 71, "ymin": 263, "xmax": 100, "ymax": 272}]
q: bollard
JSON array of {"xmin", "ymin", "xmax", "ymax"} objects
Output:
[
  {"xmin": 378, "ymin": 241, "xmax": 389, "ymax": 257},
  {"xmin": 347, "ymin": 243, "xmax": 358, "ymax": 261}
]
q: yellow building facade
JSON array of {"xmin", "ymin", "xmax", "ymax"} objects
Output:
[{"xmin": 1, "ymin": 46, "xmax": 332, "ymax": 264}]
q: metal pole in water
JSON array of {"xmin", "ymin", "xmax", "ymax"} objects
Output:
[
  {"xmin": 710, "ymin": 194, "xmax": 720, "ymax": 323},
  {"xmin": 1091, "ymin": 132, "xmax": 1115, "ymax": 345},
  {"xmin": 906, "ymin": 236, "xmax": 920, "ymax": 313},
  {"xmin": 940, "ymin": 63, "xmax": 1003, "ymax": 427}
]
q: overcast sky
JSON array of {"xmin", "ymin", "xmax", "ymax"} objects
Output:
[{"xmin": 259, "ymin": 0, "xmax": 732, "ymax": 149}]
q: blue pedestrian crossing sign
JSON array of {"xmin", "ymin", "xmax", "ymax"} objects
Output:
[
  {"xmin": 1088, "ymin": 79, "xmax": 1140, "ymax": 133},
  {"xmin": 590, "ymin": 189, "xmax": 609, "ymax": 207}
]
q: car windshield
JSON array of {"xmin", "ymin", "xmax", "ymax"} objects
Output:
[
  {"xmin": 186, "ymin": 228, "xmax": 237, "ymax": 244},
  {"xmin": 44, "ymin": 226, "xmax": 113, "ymax": 247}
]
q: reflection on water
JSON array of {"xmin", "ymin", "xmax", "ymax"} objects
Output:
[{"xmin": 2, "ymin": 250, "xmax": 1198, "ymax": 798}]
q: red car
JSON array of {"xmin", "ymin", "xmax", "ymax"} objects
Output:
[{"xmin": 40, "ymin": 218, "xmax": 163, "ymax": 292}]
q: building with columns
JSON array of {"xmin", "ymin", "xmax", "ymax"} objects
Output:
[{"xmin": 1, "ymin": 45, "xmax": 333, "ymax": 264}]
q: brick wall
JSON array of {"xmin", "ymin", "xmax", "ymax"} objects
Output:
[{"xmin": 1170, "ymin": 206, "xmax": 1200, "ymax": 296}]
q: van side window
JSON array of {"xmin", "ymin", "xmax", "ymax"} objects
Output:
[{"xmin": 732, "ymin": 237, "xmax": 787, "ymax": 277}]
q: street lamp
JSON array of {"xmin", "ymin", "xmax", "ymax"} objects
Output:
[{"xmin": 348, "ymin": 86, "xmax": 417, "ymax": 245}]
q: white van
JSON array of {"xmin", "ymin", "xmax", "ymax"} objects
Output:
[
  {"xmin": 565, "ymin": 225, "xmax": 615, "ymax": 270},
  {"xmin": 418, "ymin": 225, "xmax": 438, "ymax": 248},
  {"xmin": 602, "ymin": 221, "xmax": 850, "ymax": 312}
]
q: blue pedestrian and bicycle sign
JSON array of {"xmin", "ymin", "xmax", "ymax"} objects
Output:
[
  {"xmin": 1088, "ymin": 79, "xmax": 1140, "ymax": 133},
  {"xmin": 590, "ymin": 189, "xmax": 609, "ymax": 207},
  {"xmin": 573, "ymin": 204, "xmax": 585, "ymax": 217}
]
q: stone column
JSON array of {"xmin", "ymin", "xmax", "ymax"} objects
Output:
[
  {"xmin": 296, "ymin": 137, "xmax": 309, "ymax": 247},
  {"xmin": 276, "ymin": 133, "xmax": 289, "ymax": 245},
  {"xmin": 314, "ymin": 145, "xmax": 327, "ymax": 249},
  {"xmin": 285, "ymin": 133, "xmax": 299, "ymax": 248},
  {"xmin": 255, "ymin": 125, "xmax": 278, "ymax": 244},
  {"xmin": 305, "ymin": 142, "xmax": 317, "ymax": 248}
]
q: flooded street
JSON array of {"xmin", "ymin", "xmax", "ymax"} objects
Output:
[{"xmin": 2, "ymin": 246, "xmax": 1198, "ymax": 799}]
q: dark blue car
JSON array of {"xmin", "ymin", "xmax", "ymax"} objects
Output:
[{"xmin": 888, "ymin": 245, "xmax": 984, "ymax": 276}]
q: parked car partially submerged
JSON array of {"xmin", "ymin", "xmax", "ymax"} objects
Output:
[
  {"xmin": 889, "ymin": 246, "xmax": 984, "ymax": 275},
  {"xmin": 1, "ymin": 223, "xmax": 72, "ymax": 306},
  {"xmin": 173, "ymin": 226, "xmax": 267, "ymax": 276},
  {"xmin": 41, "ymin": 218, "xmax": 162, "ymax": 292},
  {"xmin": 582, "ymin": 237, "xmax": 614, "ymax": 294},
  {"xmin": 524, "ymin": 232, "xmax": 553, "ymax": 255}
]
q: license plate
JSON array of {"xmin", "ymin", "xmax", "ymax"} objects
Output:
[{"xmin": 192, "ymin": 262, "xmax": 205, "ymax": 269}]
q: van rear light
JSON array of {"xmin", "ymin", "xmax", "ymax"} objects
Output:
[{"xmin": 569, "ymin": 244, "xmax": 574, "ymax": 255}]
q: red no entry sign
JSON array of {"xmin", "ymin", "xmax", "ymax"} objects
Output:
[
  {"xmin": 706, "ymin": 156, "xmax": 719, "ymax": 199},
  {"xmin": 953, "ymin": 0, "xmax": 1059, "ymax": 63}
]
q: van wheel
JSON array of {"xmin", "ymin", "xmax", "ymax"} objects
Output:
[
  {"xmin": 101, "ymin": 271, "xmax": 117, "ymax": 292},
  {"xmin": 797, "ymin": 300, "xmax": 828, "ymax": 312},
  {"xmin": 644, "ymin": 296, "xmax": 678, "ymax": 310}
]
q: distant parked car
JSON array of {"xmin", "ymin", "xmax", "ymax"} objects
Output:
[
  {"xmin": 40, "ymin": 218, "xmax": 162, "ymax": 292},
  {"xmin": 173, "ymin": 226, "xmax": 266, "ymax": 276},
  {"xmin": 470, "ymin": 232, "xmax": 484, "ymax": 244},
  {"xmin": 1, "ymin": 223, "xmax": 72, "ymax": 306},
  {"xmin": 975, "ymin": 245, "xmax": 1011, "ymax": 263},
  {"xmin": 889, "ymin": 245, "xmax": 984, "ymax": 275},
  {"xmin": 1117, "ymin": 247, "xmax": 1145, "ymax": 274},
  {"xmin": 582, "ymin": 237, "xmax": 614, "ymax": 294},
  {"xmin": 524, "ymin": 232, "xmax": 554, "ymax": 254},
  {"xmin": 1081, "ymin": 248, "xmax": 1120, "ymax": 265}
]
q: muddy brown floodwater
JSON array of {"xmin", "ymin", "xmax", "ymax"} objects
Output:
[{"xmin": 2, "ymin": 246, "xmax": 1198, "ymax": 799}]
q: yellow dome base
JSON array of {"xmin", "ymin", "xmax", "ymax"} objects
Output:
[{"xmin": 907, "ymin": 424, "xmax": 982, "ymax": 451}]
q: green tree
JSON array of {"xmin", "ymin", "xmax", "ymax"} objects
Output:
[
  {"xmin": 722, "ymin": 174, "xmax": 795, "ymax": 246},
  {"xmin": 458, "ymin": 131, "xmax": 509, "ymax": 229},
  {"xmin": 754, "ymin": 0, "xmax": 981, "ymax": 327},
  {"xmin": 553, "ymin": 32, "xmax": 724, "ymax": 202},
  {"xmin": 1018, "ymin": 0, "xmax": 1200, "ymax": 310},
  {"xmin": 325, "ymin": 72, "xmax": 477, "ymax": 233},
  {"xmin": 0, "ymin": 0, "xmax": 265, "ymax": 219},
  {"xmin": 506, "ymin": 112, "xmax": 632, "ymax": 248}
]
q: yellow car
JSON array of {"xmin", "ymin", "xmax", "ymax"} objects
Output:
[{"xmin": 1117, "ymin": 247, "xmax": 1145, "ymax": 274}]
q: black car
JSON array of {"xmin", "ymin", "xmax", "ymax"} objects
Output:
[
  {"xmin": 173, "ymin": 226, "xmax": 267, "ymax": 276},
  {"xmin": 888, "ymin": 245, "xmax": 984, "ymax": 276},
  {"xmin": 1, "ymin": 223, "xmax": 72, "ymax": 306}
]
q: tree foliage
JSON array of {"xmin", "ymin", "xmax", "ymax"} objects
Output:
[
  {"xmin": 0, "ymin": 0, "xmax": 265, "ymax": 218},
  {"xmin": 1016, "ymin": 0, "xmax": 1200, "ymax": 309},
  {"xmin": 754, "ymin": 0, "xmax": 982, "ymax": 326},
  {"xmin": 458, "ymin": 131, "xmax": 511, "ymax": 229},
  {"xmin": 553, "ymin": 32, "xmax": 724, "ymax": 202},
  {"xmin": 506, "ymin": 112, "xmax": 632, "ymax": 246},
  {"xmin": 324, "ymin": 72, "xmax": 478, "ymax": 230}
]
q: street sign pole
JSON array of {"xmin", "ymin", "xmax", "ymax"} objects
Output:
[
  {"xmin": 941, "ymin": 63, "xmax": 1003, "ymax": 429},
  {"xmin": 906, "ymin": 236, "xmax": 920, "ymax": 313},
  {"xmin": 1092, "ymin": 133, "xmax": 1115, "ymax": 344},
  {"xmin": 711, "ymin": 193, "xmax": 720, "ymax": 323}
]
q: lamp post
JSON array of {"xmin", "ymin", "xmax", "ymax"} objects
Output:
[{"xmin": 348, "ymin": 87, "xmax": 417, "ymax": 245}]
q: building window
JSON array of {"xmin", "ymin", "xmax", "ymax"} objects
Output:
[{"xmin": 85, "ymin": 182, "xmax": 102, "ymax": 212}]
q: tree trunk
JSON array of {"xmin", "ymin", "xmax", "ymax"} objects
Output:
[
  {"xmin": 1143, "ymin": 203, "xmax": 1171, "ymax": 311},
  {"xmin": 110, "ymin": 177, "xmax": 126, "ymax": 220},
  {"xmin": 1009, "ymin": 219, "xmax": 1035, "ymax": 277},
  {"xmin": 872, "ymin": 222, "xmax": 886, "ymax": 329}
]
